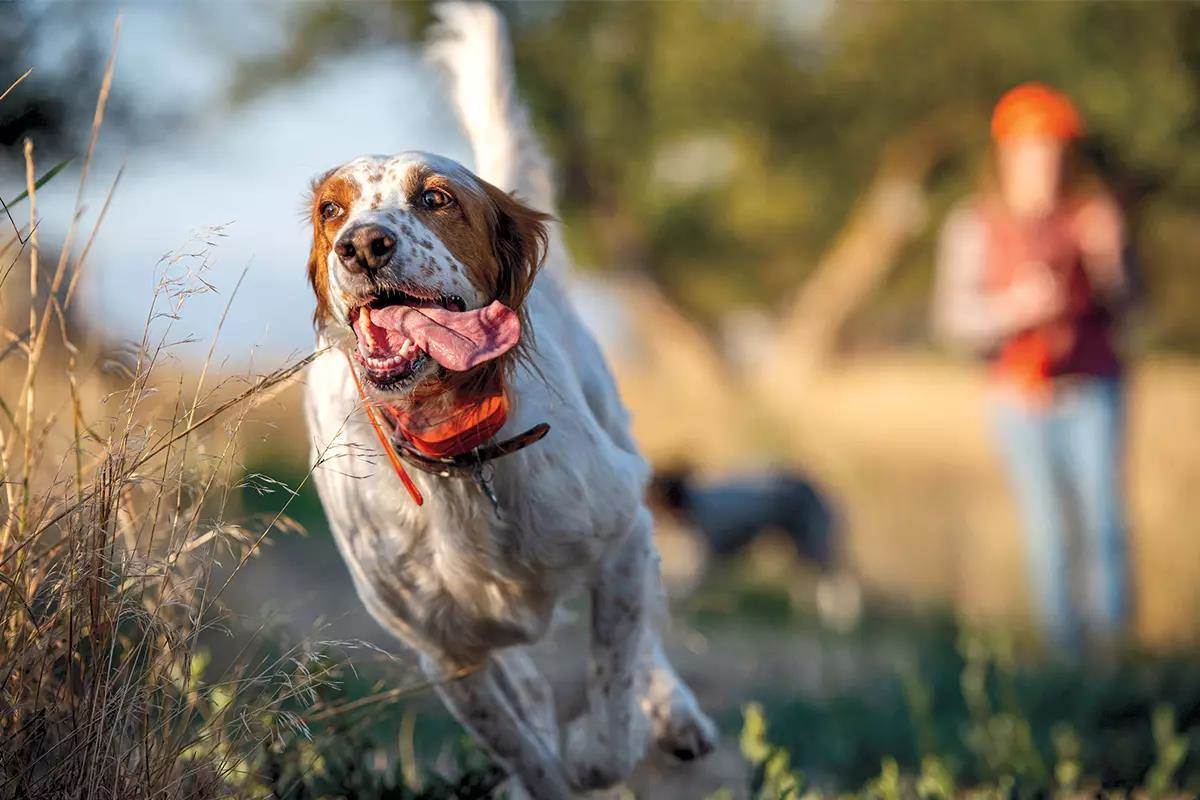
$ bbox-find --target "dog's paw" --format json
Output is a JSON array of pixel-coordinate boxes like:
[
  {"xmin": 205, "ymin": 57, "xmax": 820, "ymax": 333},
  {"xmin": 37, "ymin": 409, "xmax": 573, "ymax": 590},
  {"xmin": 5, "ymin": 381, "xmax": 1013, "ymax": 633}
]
[
  {"xmin": 563, "ymin": 715, "xmax": 641, "ymax": 792},
  {"xmin": 646, "ymin": 690, "xmax": 717, "ymax": 762}
]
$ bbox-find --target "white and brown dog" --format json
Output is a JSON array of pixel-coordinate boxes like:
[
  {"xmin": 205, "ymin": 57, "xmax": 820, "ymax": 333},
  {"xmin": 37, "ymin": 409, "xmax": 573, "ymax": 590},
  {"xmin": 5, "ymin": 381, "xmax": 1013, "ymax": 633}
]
[{"xmin": 302, "ymin": 5, "xmax": 715, "ymax": 797}]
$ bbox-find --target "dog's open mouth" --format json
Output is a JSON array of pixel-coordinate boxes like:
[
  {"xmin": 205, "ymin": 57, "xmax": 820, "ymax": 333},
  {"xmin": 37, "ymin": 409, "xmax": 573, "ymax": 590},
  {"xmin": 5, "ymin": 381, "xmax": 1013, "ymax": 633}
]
[{"xmin": 349, "ymin": 287, "xmax": 521, "ymax": 388}]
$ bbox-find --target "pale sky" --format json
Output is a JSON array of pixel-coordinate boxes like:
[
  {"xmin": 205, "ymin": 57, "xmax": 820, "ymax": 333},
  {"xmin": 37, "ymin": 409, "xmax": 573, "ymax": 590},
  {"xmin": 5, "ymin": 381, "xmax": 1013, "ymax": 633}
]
[{"xmin": 24, "ymin": 4, "xmax": 475, "ymax": 368}]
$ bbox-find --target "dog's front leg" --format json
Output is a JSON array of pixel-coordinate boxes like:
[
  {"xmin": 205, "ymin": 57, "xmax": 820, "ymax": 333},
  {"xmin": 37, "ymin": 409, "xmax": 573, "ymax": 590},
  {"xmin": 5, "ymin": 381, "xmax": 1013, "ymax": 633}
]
[
  {"xmin": 564, "ymin": 511, "xmax": 653, "ymax": 792},
  {"xmin": 422, "ymin": 654, "xmax": 570, "ymax": 800}
]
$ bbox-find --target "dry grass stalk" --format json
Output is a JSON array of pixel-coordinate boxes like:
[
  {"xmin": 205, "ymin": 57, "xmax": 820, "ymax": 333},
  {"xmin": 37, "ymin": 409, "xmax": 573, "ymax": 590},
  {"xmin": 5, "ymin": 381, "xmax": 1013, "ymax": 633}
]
[{"xmin": 0, "ymin": 30, "xmax": 342, "ymax": 800}]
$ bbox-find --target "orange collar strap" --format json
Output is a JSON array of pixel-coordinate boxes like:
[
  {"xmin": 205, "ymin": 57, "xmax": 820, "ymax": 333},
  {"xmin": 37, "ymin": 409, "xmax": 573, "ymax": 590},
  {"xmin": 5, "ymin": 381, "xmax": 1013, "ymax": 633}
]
[
  {"xmin": 345, "ymin": 353, "xmax": 425, "ymax": 506},
  {"xmin": 383, "ymin": 391, "xmax": 509, "ymax": 460},
  {"xmin": 343, "ymin": 352, "xmax": 535, "ymax": 509}
]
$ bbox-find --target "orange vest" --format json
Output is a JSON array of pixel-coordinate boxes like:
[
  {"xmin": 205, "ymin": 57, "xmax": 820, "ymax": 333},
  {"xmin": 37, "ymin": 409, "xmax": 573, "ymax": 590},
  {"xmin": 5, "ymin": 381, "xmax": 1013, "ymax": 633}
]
[{"xmin": 980, "ymin": 198, "xmax": 1121, "ymax": 397}]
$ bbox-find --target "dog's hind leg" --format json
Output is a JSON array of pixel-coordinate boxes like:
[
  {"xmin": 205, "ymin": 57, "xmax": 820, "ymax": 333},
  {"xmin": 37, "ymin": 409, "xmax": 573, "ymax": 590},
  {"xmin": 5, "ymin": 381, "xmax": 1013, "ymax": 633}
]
[
  {"xmin": 635, "ymin": 532, "xmax": 718, "ymax": 763},
  {"xmin": 630, "ymin": 526, "xmax": 718, "ymax": 763},
  {"xmin": 422, "ymin": 653, "xmax": 570, "ymax": 800},
  {"xmin": 640, "ymin": 635, "xmax": 717, "ymax": 762}
]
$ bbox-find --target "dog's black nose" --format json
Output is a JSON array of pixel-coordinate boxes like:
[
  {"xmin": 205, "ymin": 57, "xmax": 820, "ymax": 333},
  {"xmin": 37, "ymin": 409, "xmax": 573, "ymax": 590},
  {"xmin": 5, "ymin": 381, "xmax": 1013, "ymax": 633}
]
[{"xmin": 334, "ymin": 224, "xmax": 396, "ymax": 273}]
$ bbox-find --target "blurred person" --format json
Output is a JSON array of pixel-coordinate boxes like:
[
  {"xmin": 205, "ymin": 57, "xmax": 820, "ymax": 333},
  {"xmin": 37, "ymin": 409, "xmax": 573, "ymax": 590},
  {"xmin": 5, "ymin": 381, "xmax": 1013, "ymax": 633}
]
[{"xmin": 933, "ymin": 83, "xmax": 1134, "ymax": 651}]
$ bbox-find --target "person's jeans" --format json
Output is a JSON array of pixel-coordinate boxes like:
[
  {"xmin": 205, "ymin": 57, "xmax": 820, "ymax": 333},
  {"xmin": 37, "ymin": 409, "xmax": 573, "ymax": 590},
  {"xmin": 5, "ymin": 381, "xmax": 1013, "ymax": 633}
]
[{"xmin": 989, "ymin": 377, "xmax": 1130, "ymax": 650}]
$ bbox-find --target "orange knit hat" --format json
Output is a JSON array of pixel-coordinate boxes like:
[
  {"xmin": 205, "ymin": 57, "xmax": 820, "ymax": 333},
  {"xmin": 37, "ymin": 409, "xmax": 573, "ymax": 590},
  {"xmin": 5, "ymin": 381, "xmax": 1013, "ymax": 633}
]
[{"xmin": 991, "ymin": 82, "xmax": 1083, "ymax": 142}]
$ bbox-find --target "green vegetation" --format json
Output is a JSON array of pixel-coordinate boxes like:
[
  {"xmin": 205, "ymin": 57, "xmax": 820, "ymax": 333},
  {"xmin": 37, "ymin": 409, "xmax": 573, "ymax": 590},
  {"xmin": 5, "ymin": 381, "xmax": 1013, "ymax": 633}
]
[
  {"xmin": 5, "ymin": 3, "xmax": 1200, "ymax": 797},
  {"xmin": 223, "ymin": 561, "xmax": 1200, "ymax": 797},
  {"xmin": 739, "ymin": 621, "xmax": 1200, "ymax": 796},
  {"xmin": 673, "ymin": 571, "xmax": 1200, "ymax": 797}
]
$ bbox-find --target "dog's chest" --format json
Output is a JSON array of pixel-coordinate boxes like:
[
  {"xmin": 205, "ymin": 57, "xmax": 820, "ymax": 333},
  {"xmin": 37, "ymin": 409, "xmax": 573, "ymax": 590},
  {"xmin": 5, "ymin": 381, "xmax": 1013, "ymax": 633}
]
[
  {"xmin": 322, "ymin": 461, "xmax": 576, "ymax": 658},
  {"xmin": 304, "ymin": 347, "xmax": 634, "ymax": 658}
]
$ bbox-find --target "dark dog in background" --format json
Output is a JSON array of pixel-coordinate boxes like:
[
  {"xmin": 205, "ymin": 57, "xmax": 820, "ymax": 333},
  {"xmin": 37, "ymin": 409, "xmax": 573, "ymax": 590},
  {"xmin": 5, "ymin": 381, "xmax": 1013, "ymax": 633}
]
[
  {"xmin": 648, "ymin": 467, "xmax": 862, "ymax": 628},
  {"xmin": 651, "ymin": 469, "xmax": 836, "ymax": 568}
]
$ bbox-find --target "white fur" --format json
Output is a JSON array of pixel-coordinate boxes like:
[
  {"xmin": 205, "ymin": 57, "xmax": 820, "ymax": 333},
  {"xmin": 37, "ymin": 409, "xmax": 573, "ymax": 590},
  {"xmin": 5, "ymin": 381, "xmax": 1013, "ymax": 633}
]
[
  {"xmin": 304, "ymin": 5, "xmax": 714, "ymax": 797},
  {"xmin": 428, "ymin": 2, "xmax": 556, "ymax": 215},
  {"xmin": 428, "ymin": 2, "xmax": 574, "ymax": 283}
]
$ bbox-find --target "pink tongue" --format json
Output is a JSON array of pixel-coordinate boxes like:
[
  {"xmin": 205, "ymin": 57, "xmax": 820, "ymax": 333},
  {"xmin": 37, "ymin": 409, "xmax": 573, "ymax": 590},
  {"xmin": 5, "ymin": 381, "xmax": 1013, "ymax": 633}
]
[{"xmin": 368, "ymin": 300, "xmax": 520, "ymax": 372}]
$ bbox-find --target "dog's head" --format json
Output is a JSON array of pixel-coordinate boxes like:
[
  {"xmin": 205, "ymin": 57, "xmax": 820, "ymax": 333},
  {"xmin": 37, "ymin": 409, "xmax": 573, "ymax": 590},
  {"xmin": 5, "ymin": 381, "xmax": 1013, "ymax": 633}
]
[{"xmin": 306, "ymin": 152, "xmax": 549, "ymax": 401}]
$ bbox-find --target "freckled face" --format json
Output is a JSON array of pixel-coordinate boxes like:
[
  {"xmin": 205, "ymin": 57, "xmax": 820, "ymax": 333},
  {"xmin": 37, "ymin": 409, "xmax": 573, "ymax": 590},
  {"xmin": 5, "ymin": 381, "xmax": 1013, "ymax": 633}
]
[
  {"xmin": 309, "ymin": 153, "xmax": 491, "ymax": 327},
  {"xmin": 306, "ymin": 151, "xmax": 545, "ymax": 395}
]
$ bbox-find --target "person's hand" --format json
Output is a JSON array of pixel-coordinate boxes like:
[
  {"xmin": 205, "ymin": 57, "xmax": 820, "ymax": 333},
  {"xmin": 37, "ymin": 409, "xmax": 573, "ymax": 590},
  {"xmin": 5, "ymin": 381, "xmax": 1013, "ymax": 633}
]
[{"xmin": 998, "ymin": 261, "xmax": 1064, "ymax": 331}]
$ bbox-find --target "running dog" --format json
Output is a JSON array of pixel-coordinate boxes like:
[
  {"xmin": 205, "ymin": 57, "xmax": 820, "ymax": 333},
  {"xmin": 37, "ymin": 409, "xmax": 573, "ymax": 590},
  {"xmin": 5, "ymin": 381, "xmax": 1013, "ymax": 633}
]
[{"xmin": 303, "ymin": 5, "xmax": 715, "ymax": 797}]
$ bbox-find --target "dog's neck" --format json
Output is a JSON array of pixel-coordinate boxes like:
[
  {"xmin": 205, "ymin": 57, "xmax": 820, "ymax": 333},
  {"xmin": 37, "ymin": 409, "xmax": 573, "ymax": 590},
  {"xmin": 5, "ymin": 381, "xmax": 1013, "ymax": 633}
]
[
  {"xmin": 341, "ymin": 348, "xmax": 550, "ymax": 508},
  {"xmin": 382, "ymin": 381, "xmax": 510, "ymax": 459}
]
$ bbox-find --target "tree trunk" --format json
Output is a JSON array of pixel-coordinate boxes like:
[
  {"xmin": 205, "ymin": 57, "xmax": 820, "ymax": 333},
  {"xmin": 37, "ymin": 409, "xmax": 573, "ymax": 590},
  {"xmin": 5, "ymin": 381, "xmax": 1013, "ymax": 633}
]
[{"xmin": 761, "ymin": 112, "xmax": 974, "ymax": 395}]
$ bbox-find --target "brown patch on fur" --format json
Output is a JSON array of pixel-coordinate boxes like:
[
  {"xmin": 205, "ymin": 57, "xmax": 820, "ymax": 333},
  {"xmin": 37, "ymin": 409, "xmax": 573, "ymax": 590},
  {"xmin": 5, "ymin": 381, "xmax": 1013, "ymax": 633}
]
[
  {"xmin": 306, "ymin": 170, "xmax": 362, "ymax": 327},
  {"xmin": 407, "ymin": 169, "xmax": 551, "ymax": 403}
]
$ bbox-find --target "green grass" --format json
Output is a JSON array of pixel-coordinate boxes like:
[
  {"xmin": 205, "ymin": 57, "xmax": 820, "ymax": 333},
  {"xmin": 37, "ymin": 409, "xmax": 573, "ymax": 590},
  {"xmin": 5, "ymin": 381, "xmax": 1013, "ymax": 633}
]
[
  {"xmin": 229, "ymin": 456, "xmax": 1200, "ymax": 797},
  {"xmin": 683, "ymin": 572, "xmax": 1200, "ymax": 797}
]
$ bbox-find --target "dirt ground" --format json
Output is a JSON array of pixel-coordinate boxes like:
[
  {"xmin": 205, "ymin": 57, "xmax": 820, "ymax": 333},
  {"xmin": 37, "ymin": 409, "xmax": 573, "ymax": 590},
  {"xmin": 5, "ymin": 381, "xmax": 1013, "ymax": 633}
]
[{"xmin": 226, "ymin": 526, "xmax": 927, "ymax": 798}]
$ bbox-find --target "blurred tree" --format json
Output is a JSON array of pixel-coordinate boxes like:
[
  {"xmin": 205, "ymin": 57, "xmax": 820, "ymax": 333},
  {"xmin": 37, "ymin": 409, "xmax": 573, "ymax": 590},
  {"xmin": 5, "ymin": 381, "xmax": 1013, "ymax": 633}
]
[
  {"xmin": 0, "ymin": 2, "xmax": 120, "ymax": 163},
  {"xmin": 239, "ymin": 1, "xmax": 1200, "ymax": 353},
  {"xmin": 814, "ymin": 3, "xmax": 1200, "ymax": 352}
]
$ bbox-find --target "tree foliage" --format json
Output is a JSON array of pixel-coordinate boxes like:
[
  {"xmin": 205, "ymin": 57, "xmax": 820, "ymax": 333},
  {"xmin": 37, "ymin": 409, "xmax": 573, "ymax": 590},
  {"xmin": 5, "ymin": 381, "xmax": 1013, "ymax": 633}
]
[
  {"xmin": 197, "ymin": 2, "xmax": 1200, "ymax": 351},
  {"xmin": 0, "ymin": 2, "xmax": 119, "ymax": 160},
  {"xmin": 505, "ymin": 2, "xmax": 1200, "ymax": 349}
]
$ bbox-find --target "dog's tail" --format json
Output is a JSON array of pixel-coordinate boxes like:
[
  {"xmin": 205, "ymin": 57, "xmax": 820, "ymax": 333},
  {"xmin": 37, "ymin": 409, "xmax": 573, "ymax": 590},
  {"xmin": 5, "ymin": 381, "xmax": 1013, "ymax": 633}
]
[{"xmin": 429, "ymin": 3, "xmax": 555, "ymax": 215}]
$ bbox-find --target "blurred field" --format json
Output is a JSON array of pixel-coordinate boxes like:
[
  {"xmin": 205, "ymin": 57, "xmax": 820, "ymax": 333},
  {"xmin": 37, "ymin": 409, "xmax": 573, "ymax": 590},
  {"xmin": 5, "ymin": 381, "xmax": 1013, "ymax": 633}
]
[
  {"xmin": 237, "ymin": 276, "xmax": 1200, "ymax": 653},
  {"xmin": 6, "ymin": 181, "xmax": 1199, "ymax": 800},
  {"xmin": 581, "ymin": 278, "xmax": 1200, "ymax": 648}
]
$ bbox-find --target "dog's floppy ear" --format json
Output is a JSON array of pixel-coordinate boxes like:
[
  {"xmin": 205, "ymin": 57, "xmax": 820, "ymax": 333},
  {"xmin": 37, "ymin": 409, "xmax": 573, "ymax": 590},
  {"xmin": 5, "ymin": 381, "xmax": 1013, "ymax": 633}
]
[
  {"xmin": 307, "ymin": 230, "xmax": 333, "ymax": 329},
  {"xmin": 306, "ymin": 169, "xmax": 337, "ymax": 329},
  {"xmin": 482, "ymin": 182, "xmax": 551, "ymax": 312},
  {"xmin": 435, "ymin": 182, "xmax": 551, "ymax": 399}
]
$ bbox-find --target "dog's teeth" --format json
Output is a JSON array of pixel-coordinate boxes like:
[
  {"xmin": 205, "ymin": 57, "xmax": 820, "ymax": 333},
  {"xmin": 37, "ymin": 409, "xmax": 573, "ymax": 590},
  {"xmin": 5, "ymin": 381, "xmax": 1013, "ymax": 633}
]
[
  {"xmin": 358, "ymin": 317, "xmax": 375, "ymax": 349},
  {"xmin": 400, "ymin": 340, "xmax": 413, "ymax": 358}
]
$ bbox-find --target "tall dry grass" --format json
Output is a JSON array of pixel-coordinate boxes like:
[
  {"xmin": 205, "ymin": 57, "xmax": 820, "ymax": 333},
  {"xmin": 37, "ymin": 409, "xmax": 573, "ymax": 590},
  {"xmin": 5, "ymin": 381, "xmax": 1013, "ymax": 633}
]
[
  {"xmin": 0, "ymin": 41, "xmax": 343, "ymax": 799},
  {"xmin": 0, "ymin": 42, "xmax": 509, "ymax": 798}
]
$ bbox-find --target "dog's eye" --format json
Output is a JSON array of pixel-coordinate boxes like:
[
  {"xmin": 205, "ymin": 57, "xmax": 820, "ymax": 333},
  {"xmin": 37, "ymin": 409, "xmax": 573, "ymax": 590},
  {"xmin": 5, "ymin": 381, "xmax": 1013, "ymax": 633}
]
[
  {"xmin": 419, "ymin": 188, "xmax": 453, "ymax": 210},
  {"xmin": 319, "ymin": 201, "xmax": 343, "ymax": 221}
]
